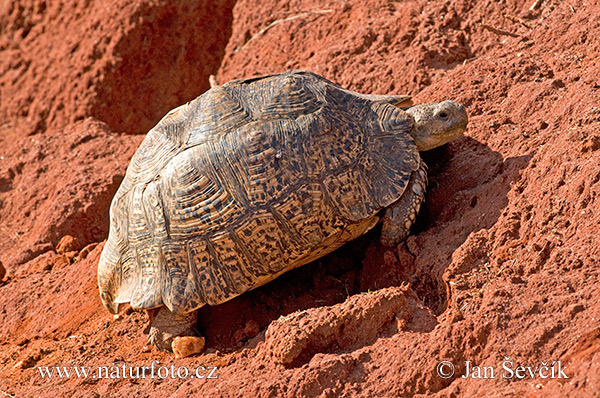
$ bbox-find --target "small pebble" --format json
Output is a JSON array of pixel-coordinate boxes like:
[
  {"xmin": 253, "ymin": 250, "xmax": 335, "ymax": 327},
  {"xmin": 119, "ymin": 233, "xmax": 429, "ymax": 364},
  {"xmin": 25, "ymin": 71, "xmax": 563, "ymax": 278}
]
[
  {"xmin": 172, "ymin": 336, "xmax": 205, "ymax": 358},
  {"xmin": 56, "ymin": 235, "xmax": 80, "ymax": 254}
]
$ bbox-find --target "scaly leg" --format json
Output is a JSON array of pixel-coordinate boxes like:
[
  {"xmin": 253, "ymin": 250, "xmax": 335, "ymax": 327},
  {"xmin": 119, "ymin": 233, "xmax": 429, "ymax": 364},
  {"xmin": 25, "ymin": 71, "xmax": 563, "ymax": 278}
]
[
  {"xmin": 147, "ymin": 307, "xmax": 203, "ymax": 357},
  {"xmin": 380, "ymin": 160, "xmax": 428, "ymax": 247}
]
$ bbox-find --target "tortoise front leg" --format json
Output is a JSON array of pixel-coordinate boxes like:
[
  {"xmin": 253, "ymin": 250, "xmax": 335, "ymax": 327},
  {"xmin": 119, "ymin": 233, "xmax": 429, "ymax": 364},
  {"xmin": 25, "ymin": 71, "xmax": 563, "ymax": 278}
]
[
  {"xmin": 147, "ymin": 307, "xmax": 204, "ymax": 358},
  {"xmin": 380, "ymin": 161, "xmax": 428, "ymax": 247}
]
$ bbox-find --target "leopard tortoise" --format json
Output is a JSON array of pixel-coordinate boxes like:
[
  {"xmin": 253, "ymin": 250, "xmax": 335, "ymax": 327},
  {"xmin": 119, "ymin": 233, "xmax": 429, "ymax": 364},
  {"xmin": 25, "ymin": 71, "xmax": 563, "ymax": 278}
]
[{"xmin": 98, "ymin": 70, "xmax": 468, "ymax": 356}]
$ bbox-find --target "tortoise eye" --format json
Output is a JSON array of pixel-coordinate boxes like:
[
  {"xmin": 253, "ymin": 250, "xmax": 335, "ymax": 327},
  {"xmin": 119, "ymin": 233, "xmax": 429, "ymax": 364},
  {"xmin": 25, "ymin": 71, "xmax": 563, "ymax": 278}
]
[{"xmin": 438, "ymin": 111, "xmax": 449, "ymax": 120}]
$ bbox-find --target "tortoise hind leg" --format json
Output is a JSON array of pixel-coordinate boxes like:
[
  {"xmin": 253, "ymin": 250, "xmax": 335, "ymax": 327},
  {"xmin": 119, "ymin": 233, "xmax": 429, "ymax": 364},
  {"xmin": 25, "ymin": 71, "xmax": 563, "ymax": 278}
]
[
  {"xmin": 380, "ymin": 160, "xmax": 428, "ymax": 247},
  {"xmin": 147, "ymin": 307, "xmax": 204, "ymax": 357}
]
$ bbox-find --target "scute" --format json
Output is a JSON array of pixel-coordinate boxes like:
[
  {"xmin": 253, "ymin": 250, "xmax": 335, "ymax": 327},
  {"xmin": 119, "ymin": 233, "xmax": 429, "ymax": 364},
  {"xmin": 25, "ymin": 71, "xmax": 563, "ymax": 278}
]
[{"xmin": 98, "ymin": 70, "xmax": 420, "ymax": 314}]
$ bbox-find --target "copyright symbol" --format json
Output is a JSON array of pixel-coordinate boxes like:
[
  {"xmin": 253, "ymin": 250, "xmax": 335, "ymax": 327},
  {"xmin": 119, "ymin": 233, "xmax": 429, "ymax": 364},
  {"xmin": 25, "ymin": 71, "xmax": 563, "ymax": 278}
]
[{"xmin": 437, "ymin": 361, "xmax": 455, "ymax": 379}]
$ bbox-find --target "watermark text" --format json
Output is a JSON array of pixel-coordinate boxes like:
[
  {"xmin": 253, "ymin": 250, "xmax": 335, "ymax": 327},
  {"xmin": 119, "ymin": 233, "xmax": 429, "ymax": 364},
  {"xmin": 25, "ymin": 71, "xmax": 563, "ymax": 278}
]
[
  {"xmin": 436, "ymin": 358, "xmax": 569, "ymax": 380},
  {"xmin": 37, "ymin": 361, "xmax": 218, "ymax": 380}
]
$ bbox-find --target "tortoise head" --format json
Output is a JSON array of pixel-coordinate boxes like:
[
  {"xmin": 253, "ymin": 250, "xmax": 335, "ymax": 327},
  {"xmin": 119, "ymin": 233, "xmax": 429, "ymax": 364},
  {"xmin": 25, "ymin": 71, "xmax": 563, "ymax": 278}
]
[{"xmin": 405, "ymin": 100, "xmax": 468, "ymax": 151}]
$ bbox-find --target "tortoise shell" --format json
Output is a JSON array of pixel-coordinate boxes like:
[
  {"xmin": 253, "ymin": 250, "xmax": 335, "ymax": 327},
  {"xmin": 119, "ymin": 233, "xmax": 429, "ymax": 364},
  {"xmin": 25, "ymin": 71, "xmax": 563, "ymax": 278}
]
[{"xmin": 98, "ymin": 70, "xmax": 419, "ymax": 314}]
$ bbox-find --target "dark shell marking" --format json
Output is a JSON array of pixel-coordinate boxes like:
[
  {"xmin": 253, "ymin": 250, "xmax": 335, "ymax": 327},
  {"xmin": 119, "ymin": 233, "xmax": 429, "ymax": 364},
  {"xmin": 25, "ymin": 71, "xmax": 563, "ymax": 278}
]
[{"xmin": 98, "ymin": 70, "xmax": 421, "ymax": 314}]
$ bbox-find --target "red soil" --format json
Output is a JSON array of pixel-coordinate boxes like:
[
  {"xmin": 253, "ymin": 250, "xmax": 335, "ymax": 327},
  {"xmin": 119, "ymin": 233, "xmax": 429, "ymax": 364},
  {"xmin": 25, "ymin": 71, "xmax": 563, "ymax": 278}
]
[{"xmin": 1, "ymin": 0, "xmax": 599, "ymax": 396}]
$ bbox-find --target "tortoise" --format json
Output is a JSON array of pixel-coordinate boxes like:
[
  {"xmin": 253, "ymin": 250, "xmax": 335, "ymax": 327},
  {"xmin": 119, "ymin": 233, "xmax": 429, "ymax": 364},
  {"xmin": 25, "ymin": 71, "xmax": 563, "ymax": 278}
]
[{"xmin": 98, "ymin": 70, "xmax": 468, "ymax": 356}]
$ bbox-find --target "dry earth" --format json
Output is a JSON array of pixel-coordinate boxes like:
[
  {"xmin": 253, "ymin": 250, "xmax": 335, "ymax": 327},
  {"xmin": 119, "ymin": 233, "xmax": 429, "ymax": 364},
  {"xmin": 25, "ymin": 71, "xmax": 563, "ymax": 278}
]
[{"xmin": 0, "ymin": 0, "xmax": 599, "ymax": 397}]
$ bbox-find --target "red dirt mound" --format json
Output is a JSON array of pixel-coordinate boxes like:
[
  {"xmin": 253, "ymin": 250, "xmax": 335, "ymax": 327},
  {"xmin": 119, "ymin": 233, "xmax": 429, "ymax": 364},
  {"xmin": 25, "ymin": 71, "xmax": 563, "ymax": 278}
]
[
  {"xmin": 0, "ymin": 0, "xmax": 234, "ymax": 269},
  {"xmin": 1, "ymin": 0, "xmax": 599, "ymax": 397}
]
